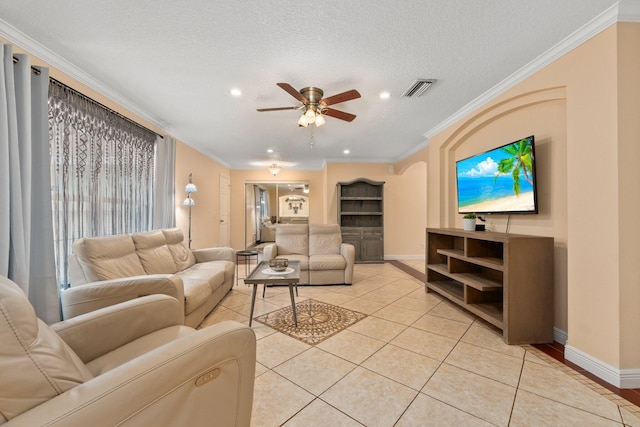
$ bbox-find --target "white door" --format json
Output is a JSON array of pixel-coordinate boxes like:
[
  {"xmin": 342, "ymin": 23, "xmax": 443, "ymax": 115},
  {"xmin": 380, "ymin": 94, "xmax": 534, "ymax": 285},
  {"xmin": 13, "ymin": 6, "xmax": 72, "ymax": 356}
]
[{"xmin": 219, "ymin": 174, "xmax": 231, "ymax": 247}]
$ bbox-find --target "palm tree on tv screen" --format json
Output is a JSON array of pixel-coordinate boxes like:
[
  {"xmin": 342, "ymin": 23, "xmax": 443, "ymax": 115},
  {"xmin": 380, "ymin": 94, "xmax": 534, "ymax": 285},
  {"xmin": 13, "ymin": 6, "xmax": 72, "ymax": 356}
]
[{"xmin": 494, "ymin": 139, "xmax": 533, "ymax": 196}]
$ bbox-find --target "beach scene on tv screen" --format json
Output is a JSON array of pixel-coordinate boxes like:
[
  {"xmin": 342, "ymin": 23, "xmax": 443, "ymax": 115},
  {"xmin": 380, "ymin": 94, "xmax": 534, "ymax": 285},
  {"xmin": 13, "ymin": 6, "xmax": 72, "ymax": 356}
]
[{"xmin": 457, "ymin": 138, "xmax": 536, "ymax": 213}]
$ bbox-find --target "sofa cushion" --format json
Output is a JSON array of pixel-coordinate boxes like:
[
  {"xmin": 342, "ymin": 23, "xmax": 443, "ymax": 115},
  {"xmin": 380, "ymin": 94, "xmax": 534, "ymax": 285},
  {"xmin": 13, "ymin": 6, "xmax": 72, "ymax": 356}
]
[
  {"xmin": 162, "ymin": 228, "xmax": 196, "ymax": 271},
  {"xmin": 309, "ymin": 254, "xmax": 347, "ymax": 271},
  {"xmin": 175, "ymin": 262, "xmax": 228, "ymax": 315},
  {"xmin": 132, "ymin": 230, "xmax": 178, "ymax": 275},
  {"xmin": 276, "ymin": 254, "xmax": 309, "ymax": 271},
  {"xmin": 309, "ymin": 224, "xmax": 342, "ymax": 256},
  {"xmin": 72, "ymin": 234, "xmax": 146, "ymax": 282},
  {"xmin": 175, "ymin": 274, "xmax": 213, "ymax": 315},
  {"xmin": 0, "ymin": 276, "xmax": 93, "ymax": 421},
  {"xmin": 275, "ymin": 224, "xmax": 309, "ymax": 256}
]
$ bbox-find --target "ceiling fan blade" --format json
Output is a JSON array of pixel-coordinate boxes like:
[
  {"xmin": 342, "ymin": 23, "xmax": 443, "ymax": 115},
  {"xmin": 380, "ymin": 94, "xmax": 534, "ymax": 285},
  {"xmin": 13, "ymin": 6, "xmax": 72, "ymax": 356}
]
[
  {"xmin": 320, "ymin": 89, "xmax": 361, "ymax": 107},
  {"xmin": 257, "ymin": 107, "xmax": 298, "ymax": 112},
  {"xmin": 277, "ymin": 83, "xmax": 308, "ymax": 104},
  {"xmin": 323, "ymin": 108, "xmax": 357, "ymax": 122}
]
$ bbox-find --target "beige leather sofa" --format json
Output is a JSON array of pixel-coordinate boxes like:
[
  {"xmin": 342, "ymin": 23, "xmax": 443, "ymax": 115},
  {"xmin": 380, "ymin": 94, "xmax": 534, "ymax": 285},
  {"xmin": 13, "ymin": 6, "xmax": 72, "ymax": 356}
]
[
  {"xmin": 64, "ymin": 228, "xmax": 235, "ymax": 328},
  {"xmin": 263, "ymin": 224, "xmax": 355, "ymax": 285},
  {"xmin": 0, "ymin": 275, "xmax": 256, "ymax": 426}
]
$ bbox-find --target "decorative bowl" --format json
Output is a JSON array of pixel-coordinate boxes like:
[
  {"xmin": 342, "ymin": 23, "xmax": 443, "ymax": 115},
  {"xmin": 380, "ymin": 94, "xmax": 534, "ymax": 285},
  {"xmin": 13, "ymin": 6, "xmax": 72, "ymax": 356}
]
[{"xmin": 269, "ymin": 259, "xmax": 288, "ymax": 272}]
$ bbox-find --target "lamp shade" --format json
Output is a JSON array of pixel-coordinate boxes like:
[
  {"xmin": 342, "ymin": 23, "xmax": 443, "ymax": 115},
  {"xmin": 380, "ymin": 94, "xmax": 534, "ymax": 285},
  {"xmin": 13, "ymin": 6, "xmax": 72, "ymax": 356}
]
[
  {"xmin": 183, "ymin": 197, "xmax": 195, "ymax": 206},
  {"xmin": 185, "ymin": 173, "xmax": 197, "ymax": 193},
  {"xmin": 298, "ymin": 114, "xmax": 309, "ymax": 127},
  {"xmin": 305, "ymin": 108, "xmax": 316, "ymax": 121},
  {"xmin": 315, "ymin": 114, "xmax": 326, "ymax": 127}
]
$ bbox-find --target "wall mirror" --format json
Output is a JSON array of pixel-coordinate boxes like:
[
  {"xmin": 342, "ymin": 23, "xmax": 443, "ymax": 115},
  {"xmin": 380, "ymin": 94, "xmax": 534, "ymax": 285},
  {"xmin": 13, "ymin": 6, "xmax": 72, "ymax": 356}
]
[{"xmin": 244, "ymin": 181, "xmax": 309, "ymax": 247}]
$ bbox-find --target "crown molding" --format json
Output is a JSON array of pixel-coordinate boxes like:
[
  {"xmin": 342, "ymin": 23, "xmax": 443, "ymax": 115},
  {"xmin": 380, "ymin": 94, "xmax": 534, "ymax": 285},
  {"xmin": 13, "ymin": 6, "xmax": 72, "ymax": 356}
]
[
  {"xmin": 0, "ymin": 18, "xmax": 169, "ymax": 131},
  {"xmin": 619, "ymin": 0, "xmax": 640, "ymax": 21},
  {"xmin": 419, "ymin": 1, "xmax": 634, "ymax": 146}
]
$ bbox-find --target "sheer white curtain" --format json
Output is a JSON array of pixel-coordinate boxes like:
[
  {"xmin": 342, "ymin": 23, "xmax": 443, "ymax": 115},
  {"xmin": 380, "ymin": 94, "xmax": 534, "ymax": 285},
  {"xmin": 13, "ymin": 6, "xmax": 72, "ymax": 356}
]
[
  {"xmin": 153, "ymin": 134, "xmax": 176, "ymax": 229},
  {"xmin": 49, "ymin": 80, "xmax": 156, "ymax": 288},
  {"xmin": 0, "ymin": 44, "xmax": 59, "ymax": 323}
]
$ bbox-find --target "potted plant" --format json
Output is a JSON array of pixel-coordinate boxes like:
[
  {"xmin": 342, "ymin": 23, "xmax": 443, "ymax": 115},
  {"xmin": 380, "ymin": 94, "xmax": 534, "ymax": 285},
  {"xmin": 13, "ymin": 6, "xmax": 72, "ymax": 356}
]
[{"xmin": 463, "ymin": 213, "xmax": 477, "ymax": 231}]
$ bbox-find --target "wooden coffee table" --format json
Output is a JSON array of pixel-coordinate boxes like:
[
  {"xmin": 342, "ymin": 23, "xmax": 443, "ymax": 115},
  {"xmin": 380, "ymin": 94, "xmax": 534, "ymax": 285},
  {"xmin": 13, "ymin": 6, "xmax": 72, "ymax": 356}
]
[{"xmin": 244, "ymin": 261, "xmax": 300, "ymax": 327}]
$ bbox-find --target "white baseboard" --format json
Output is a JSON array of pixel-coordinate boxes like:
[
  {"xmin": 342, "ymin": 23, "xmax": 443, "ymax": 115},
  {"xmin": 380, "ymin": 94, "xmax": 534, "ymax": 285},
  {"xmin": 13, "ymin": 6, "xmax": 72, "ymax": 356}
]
[
  {"xmin": 553, "ymin": 327, "xmax": 568, "ymax": 345},
  {"xmin": 565, "ymin": 345, "xmax": 640, "ymax": 389},
  {"xmin": 384, "ymin": 255, "xmax": 425, "ymax": 261}
]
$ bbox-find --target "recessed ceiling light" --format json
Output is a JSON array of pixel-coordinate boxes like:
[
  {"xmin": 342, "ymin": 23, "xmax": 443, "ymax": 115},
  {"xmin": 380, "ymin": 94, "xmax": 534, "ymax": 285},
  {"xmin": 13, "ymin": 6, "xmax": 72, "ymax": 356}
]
[
  {"xmin": 230, "ymin": 88, "xmax": 242, "ymax": 97},
  {"xmin": 267, "ymin": 148, "xmax": 274, "ymax": 153},
  {"xmin": 379, "ymin": 92, "xmax": 390, "ymax": 100},
  {"xmin": 343, "ymin": 149, "xmax": 350, "ymax": 155}
]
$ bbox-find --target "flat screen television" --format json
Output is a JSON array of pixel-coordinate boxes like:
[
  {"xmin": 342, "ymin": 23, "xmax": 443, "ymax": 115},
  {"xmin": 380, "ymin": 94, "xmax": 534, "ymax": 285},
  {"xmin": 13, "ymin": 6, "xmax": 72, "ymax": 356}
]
[{"xmin": 456, "ymin": 135, "xmax": 538, "ymax": 215}]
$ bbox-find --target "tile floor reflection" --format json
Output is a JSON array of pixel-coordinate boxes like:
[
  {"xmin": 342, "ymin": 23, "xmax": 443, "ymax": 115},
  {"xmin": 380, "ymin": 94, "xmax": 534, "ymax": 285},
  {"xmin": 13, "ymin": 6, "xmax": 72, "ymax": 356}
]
[{"xmin": 201, "ymin": 262, "xmax": 640, "ymax": 427}]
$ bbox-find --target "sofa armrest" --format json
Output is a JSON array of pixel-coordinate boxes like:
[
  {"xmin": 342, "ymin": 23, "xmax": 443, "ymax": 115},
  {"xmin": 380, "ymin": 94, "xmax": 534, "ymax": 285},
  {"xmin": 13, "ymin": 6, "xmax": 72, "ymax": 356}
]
[
  {"xmin": 60, "ymin": 274, "xmax": 185, "ymax": 321},
  {"xmin": 263, "ymin": 243, "xmax": 277, "ymax": 261},
  {"xmin": 52, "ymin": 294, "xmax": 183, "ymax": 364},
  {"xmin": 341, "ymin": 243, "xmax": 356, "ymax": 284},
  {"xmin": 192, "ymin": 246, "xmax": 235, "ymax": 263},
  {"xmin": 5, "ymin": 321, "xmax": 256, "ymax": 427}
]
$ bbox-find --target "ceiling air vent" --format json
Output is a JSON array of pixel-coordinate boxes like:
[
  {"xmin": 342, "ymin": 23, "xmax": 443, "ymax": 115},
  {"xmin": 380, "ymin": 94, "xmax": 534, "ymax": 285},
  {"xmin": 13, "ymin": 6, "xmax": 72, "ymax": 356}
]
[{"xmin": 402, "ymin": 79, "xmax": 436, "ymax": 97}]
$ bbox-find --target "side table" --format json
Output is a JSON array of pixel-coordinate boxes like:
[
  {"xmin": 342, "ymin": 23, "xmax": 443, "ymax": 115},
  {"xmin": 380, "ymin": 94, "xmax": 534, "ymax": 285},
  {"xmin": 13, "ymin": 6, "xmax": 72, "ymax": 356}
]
[{"xmin": 236, "ymin": 250, "xmax": 258, "ymax": 285}]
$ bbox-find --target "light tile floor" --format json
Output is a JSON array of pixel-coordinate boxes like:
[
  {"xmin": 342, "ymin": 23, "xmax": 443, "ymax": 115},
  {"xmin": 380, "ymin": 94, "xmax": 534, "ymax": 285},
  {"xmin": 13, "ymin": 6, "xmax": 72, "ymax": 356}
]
[{"xmin": 201, "ymin": 262, "xmax": 640, "ymax": 427}]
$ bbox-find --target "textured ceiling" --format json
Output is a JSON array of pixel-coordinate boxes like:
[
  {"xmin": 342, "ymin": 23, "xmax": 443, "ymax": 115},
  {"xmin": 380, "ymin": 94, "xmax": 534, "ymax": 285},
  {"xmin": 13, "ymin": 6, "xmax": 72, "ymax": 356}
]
[{"xmin": 0, "ymin": 0, "xmax": 621, "ymax": 170}]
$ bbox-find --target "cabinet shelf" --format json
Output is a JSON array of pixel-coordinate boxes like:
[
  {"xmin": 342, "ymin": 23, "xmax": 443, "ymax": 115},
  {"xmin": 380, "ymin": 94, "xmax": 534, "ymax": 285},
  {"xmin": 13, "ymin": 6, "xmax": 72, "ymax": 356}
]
[
  {"xmin": 436, "ymin": 248, "xmax": 504, "ymax": 271},
  {"xmin": 340, "ymin": 197, "xmax": 383, "ymax": 201},
  {"xmin": 341, "ymin": 212, "xmax": 383, "ymax": 216},
  {"xmin": 427, "ymin": 263, "xmax": 503, "ymax": 291},
  {"xmin": 425, "ymin": 280, "xmax": 504, "ymax": 329},
  {"xmin": 426, "ymin": 228, "xmax": 554, "ymax": 344}
]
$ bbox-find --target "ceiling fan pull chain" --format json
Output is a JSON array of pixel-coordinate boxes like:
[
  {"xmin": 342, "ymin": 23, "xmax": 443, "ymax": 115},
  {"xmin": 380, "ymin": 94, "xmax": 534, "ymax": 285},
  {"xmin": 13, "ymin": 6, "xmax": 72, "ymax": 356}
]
[{"xmin": 309, "ymin": 126, "xmax": 315, "ymax": 149}]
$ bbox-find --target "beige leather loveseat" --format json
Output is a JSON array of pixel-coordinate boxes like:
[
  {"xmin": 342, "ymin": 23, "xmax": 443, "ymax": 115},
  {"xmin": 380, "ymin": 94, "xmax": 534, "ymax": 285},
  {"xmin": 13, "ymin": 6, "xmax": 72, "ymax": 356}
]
[
  {"xmin": 64, "ymin": 228, "xmax": 235, "ymax": 327},
  {"xmin": 0, "ymin": 275, "xmax": 256, "ymax": 426},
  {"xmin": 263, "ymin": 224, "xmax": 355, "ymax": 285}
]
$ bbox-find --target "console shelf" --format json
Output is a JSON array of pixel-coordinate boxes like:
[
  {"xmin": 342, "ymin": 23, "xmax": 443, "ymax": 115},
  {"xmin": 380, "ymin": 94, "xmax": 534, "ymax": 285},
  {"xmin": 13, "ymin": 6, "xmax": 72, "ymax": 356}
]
[{"xmin": 426, "ymin": 228, "xmax": 554, "ymax": 344}]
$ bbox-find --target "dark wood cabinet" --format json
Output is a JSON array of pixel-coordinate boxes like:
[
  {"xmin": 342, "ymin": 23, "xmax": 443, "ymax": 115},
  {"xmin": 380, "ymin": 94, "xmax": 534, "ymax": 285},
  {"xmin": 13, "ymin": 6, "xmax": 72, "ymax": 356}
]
[{"xmin": 337, "ymin": 178, "xmax": 385, "ymax": 263}]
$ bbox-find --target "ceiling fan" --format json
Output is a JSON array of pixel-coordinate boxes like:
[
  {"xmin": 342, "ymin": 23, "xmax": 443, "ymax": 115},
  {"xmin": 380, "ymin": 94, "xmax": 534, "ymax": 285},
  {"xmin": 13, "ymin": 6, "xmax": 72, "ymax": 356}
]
[{"xmin": 257, "ymin": 83, "xmax": 361, "ymax": 127}]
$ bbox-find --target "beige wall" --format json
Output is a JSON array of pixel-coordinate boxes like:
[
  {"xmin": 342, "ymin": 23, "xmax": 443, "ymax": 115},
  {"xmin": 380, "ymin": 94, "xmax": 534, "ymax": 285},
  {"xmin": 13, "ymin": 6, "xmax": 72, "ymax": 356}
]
[
  {"xmin": 617, "ymin": 23, "xmax": 640, "ymax": 368},
  {"xmin": 411, "ymin": 22, "xmax": 640, "ymax": 374},
  {"xmin": 175, "ymin": 141, "xmax": 230, "ymax": 249}
]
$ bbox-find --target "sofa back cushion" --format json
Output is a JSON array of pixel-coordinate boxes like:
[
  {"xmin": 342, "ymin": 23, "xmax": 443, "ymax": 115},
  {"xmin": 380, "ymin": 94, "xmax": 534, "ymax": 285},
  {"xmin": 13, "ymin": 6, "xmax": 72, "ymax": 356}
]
[
  {"xmin": 0, "ymin": 276, "xmax": 93, "ymax": 421},
  {"xmin": 276, "ymin": 224, "xmax": 309, "ymax": 256},
  {"xmin": 132, "ymin": 230, "xmax": 178, "ymax": 274},
  {"xmin": 72, "ymin": 234, "xmax": 146, "ymax": 282},
  {"xmin": 309, "ymin": 224, "xmax": 342, "ymax": 256},
  {"xmin": 162, "ymin": 228, "xmax": 196, "ymax": 271}
]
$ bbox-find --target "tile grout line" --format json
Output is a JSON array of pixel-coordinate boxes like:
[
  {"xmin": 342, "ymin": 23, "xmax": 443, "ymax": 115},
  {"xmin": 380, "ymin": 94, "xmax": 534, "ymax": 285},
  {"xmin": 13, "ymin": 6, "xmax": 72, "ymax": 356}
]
[{"xmin": 396, "ymin": 260, "xmax": 640, "ymax": 419}]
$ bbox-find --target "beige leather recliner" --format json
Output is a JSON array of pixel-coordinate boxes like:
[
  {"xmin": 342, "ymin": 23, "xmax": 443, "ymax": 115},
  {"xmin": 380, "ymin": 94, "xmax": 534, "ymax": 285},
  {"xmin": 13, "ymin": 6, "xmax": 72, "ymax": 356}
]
[
  {"xmin": 0, "ymin": 275, "xmax": 256, "ymax": 426},
  {"xmin": 263, "ymin": 224, "xmax": 355, "ymax": 285}
]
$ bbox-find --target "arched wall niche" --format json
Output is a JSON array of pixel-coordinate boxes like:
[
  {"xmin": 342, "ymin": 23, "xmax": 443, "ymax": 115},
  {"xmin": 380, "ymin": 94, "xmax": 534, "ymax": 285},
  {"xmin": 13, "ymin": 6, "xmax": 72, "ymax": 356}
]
[{"xmin": 436, "ymin": 86, "xmax": 567, "ymax": 228}]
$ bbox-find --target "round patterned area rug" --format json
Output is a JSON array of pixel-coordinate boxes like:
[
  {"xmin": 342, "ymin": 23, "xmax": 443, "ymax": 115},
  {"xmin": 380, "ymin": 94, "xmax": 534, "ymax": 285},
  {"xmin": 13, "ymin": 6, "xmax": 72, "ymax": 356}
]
[{"xmin": 254, "ymin": 299, "xmax": 367, "ymax": 345}]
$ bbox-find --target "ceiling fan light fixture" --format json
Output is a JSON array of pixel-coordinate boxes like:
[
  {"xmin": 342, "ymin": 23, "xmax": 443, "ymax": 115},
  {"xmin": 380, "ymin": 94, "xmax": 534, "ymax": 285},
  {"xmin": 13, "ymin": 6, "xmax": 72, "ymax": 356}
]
[
  {"xmin": 304, "ymin": 107, "xmax": 316, "ymax": 121},
  {"xmin": 298, "ymin": 114, "xmax": 309, "ymax": 127},
  {"xmin": 315, "ymin": 113, "xmax": 325, "ymax": 127}
]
